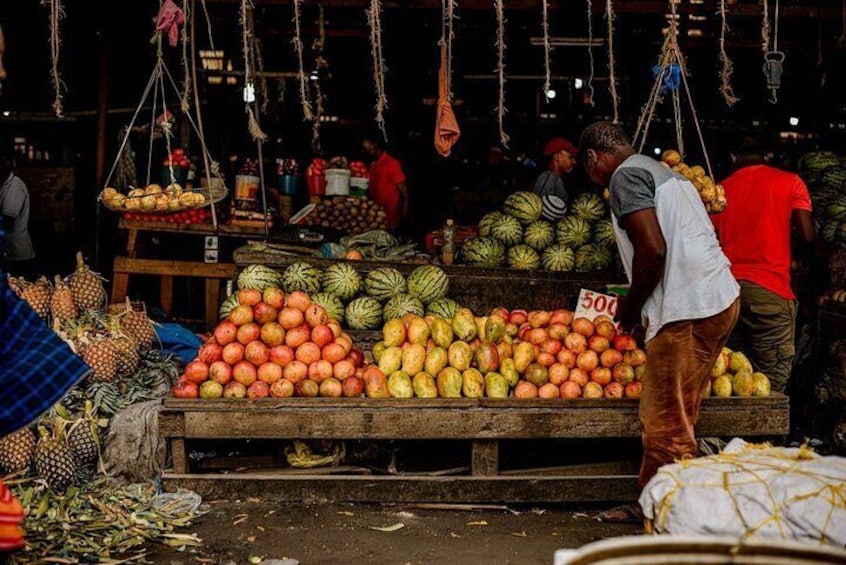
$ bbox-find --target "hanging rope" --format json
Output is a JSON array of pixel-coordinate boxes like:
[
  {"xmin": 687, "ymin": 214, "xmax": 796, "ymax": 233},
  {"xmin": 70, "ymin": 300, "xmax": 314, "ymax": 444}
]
[
  {"xmin": 180, "ymin": 0, "xmax": 191, "ymax": 112},
  {"xmin": 254, "ymin": 36, "xmax": 270, "ymax": 115},
  {"xmin": 718, "ymin": 0, "xmax": 738, "ymax": 106},
  {"xmin": 495, "ymin": 0, "xmax": 509, "ymax": 147},
  {"xmin": 240, "ymin": 0, "xmax": 267, "ymax": 141},
  {"xmin": 45, "ymin": 0, "xmax": 65, "ymax": 117},
  {"xmin": 367, "ymin": 0, "xmax": 389, "ymax": 138},
  {"xmin": 445, "ymin": 0, "xmax": 457, "ymax": 99},
  {"xmin": 761, "ymin": 0, "xmax": 770, "ymax": 54},
  {"xmin": 762, "ymin": 0, "xmax": 783, "ymax": 104},
  {"xmin": 292, "ymin": 0, "xmax": 313, "ymax": 121},
  {"xmin": 541, "ymin": 0, "xmax": 551, "ymax": 99},
  {"xmin": 199, "ymin": 0, "xmax": 217, "ymax": 51},
  {"xmin": 311, "ymin": 4, "xmax": 327, "ymax": 151},
  {"xmin": 586, "ymin": 0, "xmax": 595, "ymax": 105},
  {"xmin": 605, "ymin": 0, "xmax": 619, "ymax": 123},
  {"xmin": 840, "ymin": 0, "xmax": 845, "ymax": 46}
]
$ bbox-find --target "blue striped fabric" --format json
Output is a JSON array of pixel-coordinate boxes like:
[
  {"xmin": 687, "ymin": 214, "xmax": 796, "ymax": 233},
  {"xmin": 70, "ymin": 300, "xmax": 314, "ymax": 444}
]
[{"xmin": 0, "ymin": 270, "xmax": 89, "ymax": 437}]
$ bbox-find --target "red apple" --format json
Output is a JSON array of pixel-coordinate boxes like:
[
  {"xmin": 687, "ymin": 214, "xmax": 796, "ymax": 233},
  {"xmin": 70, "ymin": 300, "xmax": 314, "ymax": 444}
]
[
  {"xmin": 590, "ymin": 367, "xmax": 612, "ymax": 386},
  {"xmin": 232, "ymin": 361, "xmax": 257, "ymax": 386},
  {"xmin": 260, "ymin": 322, "xmax": 286, "ymax": 347},
  {"xmin": 560, "ymin": 380, "xmax": 582, "ymax": 398},
  {"xmin": 600, "ymin": 348, "xmax": 624, "ymax": 368},
  {"xmin": 612, "ymin": 334, "xmax": 638, "ymax": 352},
  {"xmin": 568, "ymin": 367, "xmax": 589, "ymax": 387},
  {"xmin": 576, "ymin": 350, "xmax": 600, "ymax": 372},
  {"xmin": 624, "ymin": 381, "xmax": 642, "ymax": 399},
  {"xmin": 270, "ymin": 378, "xmax": 294, "ymax": 398},
  {"xmin": 604, "ymin": 382, "xmax": 624, "ymax": 399},
  {"xmin": 247, "ymin": 381, "xmax": 270, "ymax": 399},
  {"xmin": 198, "ymin": 341, "xmax": 222, "ymax": 364},
  {"xmin": 342, "ymin": 376, "xmax": 365, "ymax": 397},
  {"xmin": 172, "ymin": 381, "xmax": 199, "ymax": 398},
  {"xmin": 612, "ymin": 363, "xmax": 635, "ymax": 385},
  {"xmin": 564, "ymin": 333, "xmax": 588, "ymax": 354},
  {"xmin": 528, "ymin": 310, "xmax": 552, "ymax": 329},
  {"xmin": 550, "ymin": 309, "xmax": 574, "ymax": 326},
  {"xmin": 209, "ymin": 361, "xmax": 233, "ymax": 385},
  {"xmin": 572, "ymin": 317, "xmax": 595, "ymax": 337},
  {"xmin": 237, "ymin": 288, "xmax": 262, "ymax": 306},
  {"xmin": 548, "ymin": 323, "xmax": 569, "ymax": 341},
  {"xmin": 595, "ymin": 321, "xmax": 617, "ymax": 341},
  {"xmin": 540, "ymin": 339, "xmax": 563, "ymax": 356},
  {"xmin": 583, "ymin": 382, "xmax": 604, "ymax": 399},
  {"xmin": 549, "ymin": 363, "xmax": 570, "ymax": 386},
  {"xmin": 257, "ymin": 362, "xmax": 283, "ymax": 384},
  {"xmin": 269, "ymin": 345, "xmax": 295, "ymax": 367},
  {"xmin": 236, "ymin": 323, "xmax": 261, "ymax": 345},
  {"xmin": 214, "ymin": 321, "xmax": 238, "ymax": 346},
  {"xmin": 254, "ymin": 302, "xmax": 279, "ymax": 325},
  {"xmin": 588, "ymin": 335, "xmax": 611, "ymax": 353},
  {"xmin": 509, "ymin": 309, "xmax": 528, "ymax": 325},
  {"xmin": 244, "ymin": 341, "xmax": 270, "ymax": 366},
  {"xmin": 623, "ymin": 349, "xmax": 647, "ymax": 367},
  {"xmin": 184, "ymin": 360, "xmax": 209, "ymax": 384},
  {"xmin": 556, "ymin": 349, "xmax": 577, "ymax": 369},
  {"xmin": 263, "ymin": 287, "xmax": 285, "ymax": 310},
  {"xmin": 311, "ymin": 324, "xmax": 335, "ymax": 348},
  {"xmin": 222, "ymin": 342, "xmax": 245, "ymax": 365},
  {"xmin": 223, "ymin": 381, "xmax": 247, "ymax": 399}
]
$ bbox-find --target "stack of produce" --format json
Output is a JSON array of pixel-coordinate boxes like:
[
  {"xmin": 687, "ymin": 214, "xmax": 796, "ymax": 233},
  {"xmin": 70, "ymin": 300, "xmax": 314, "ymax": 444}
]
[
  {"xmin": 798, "ymin": 151, "xmax": 846, "ymax": 246},
  {"xmin": 276, "ymin": 157, "xmax": 300, "ymax": 177},
  {"xmin": 349, "ymin": 160, "xmax": 370, "ymax": 180},
  {"xmin": 228, "ymin": 263, "xmax": 454, "ymax": 331},
  {"xmin": 707, "ymin": 348, "xmax": 772, "ymax": 397},
  {"xmin": 162, "ymin": 146, "xmax": 191, "ymax": 171},
  {"xmin": 303, "ymin": 196, "xmax": 388, "ymax": 234},
  {"xmin": 177, "ymin": 285, "xmax": 367, "ymax": 400},
  {"xmin": 660, "ymin": 150, "xmax": 727, "ymax": 214},
  {"xmin": 462, "ymin": 191, "xmax": 618, "ymax": 273},
  {"xmin": 101, "ymin": 183, "xmax": 207, "ymax": 213},
  {"xmin": 123, "ymin": 207, "xmax": 212, "ymax": 224},
  {"xmin": 365, "ymin": 308, "xmax": 645, "ymax": 399}
]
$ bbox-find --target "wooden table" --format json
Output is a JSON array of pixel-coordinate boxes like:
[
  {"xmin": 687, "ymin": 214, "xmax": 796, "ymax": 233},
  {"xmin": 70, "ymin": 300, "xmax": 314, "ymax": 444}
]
[
  {"xmin": 112, "ymin": 220, "xmax": 266, "ymax": 327},
  {"xmin": 160, "ymin": 395, "xmax": 789, "ymax": 503}
]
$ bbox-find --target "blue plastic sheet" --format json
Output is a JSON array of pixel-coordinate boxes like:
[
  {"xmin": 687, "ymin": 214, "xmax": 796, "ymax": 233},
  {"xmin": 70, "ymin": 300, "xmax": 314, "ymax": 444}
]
[
  {"xmin": 652, "ymin": 63, "xmax": 681, "ymax": 95},
  {"xmin": 155, "ymin": 323, "xmax": 203, "ymax": 365}
]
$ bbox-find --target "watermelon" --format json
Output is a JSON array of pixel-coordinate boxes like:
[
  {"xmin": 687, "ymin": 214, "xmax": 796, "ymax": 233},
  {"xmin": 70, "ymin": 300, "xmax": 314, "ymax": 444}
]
[
  {"xmin": 426, "ymin": 298, "xmax": 459, "ymax": 319},
  {"xmin": 801, "ymin": 151, "xmax": 841, "ymax": 172},
  {"xmin": 322, "ymin": 262, "xmax": 362, "ymax": 301},
  {"xmin": 345, "ymin": 296, "xmax": 383, "ymax": 330},
  {"xmin": 575, "ymin": 243, "xmax": 612, "ymax": 272},
  {"xmin": 461, "ymin": 237, "xmax": 506, "ymax": 267},
  {"xmin": 503, "ymin": 191, "xmax": 543, "ymax": 225},
  {"xmin": 523, "ymin": 220, "xmax": 555, "ymax": 251},
  {"xmin": 219, "ymin": 293, "xmax": 239, "ymax": 319},
  {"xmin": 490, "ymin": 215, "xmax": 524, "ymax": 246},
  {"xmin": 383, "ymin": 294, "xmax": 425, "ymax": 321},
  {"xmin": 556, "ymin": 216, "xmax": 592, "ymax": 248},
  {"xmin": 571, "ymin": 193, "xmax": 607, "ymax": 222},
  {"xmin": 311, "ymin": 292, "xmax": 346, "ymax": 323},
  {"xmin": 822, "ymin": 167, "xmax": 846, "ymax": 190},
  {"xmin": 593, "ymin": 219, "xmax": 616, "ymax": 248},
  {"xmin": 478, "ymin": 211, "xmax": 504, "ymax": 237},
  {"xmin": 507, "ymin": 244, "xmax": 541, "ymax": 270},
  {"xmin": 826, "ymin": 196, "xmax": 846, "ymax": 221},
  {"xmin": 407, "ymin": 265, "xmax": 449, "ymax": 304},
  {"xmin": 364, "ymin": 267, "xmax": 407, "ymax": 302},
  {"xmin": 541, "ymin": 244, "xmax": 575, "ymax": 272},
  {"xmin": 822, "ymin": 221, "xmax": 838, "ymax": 243},
  {"xmin": 237, "ymin": 264, "xmax": 284, "ymax": 291},
  {"xmin": 281, "ymin": 262, "xmax": 322, "ymax": 294}
]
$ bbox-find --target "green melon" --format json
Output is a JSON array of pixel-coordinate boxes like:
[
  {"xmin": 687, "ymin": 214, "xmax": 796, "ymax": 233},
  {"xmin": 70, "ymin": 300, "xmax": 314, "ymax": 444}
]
[
  {"xmin": 237, "ymin": 264, "xmax": 284, "ymax": 291},
  {"xmin": 478, "ymin": 211, "xmax": 504, "ymax": 237},
  {"xmin": 822, "ymin": 221, "xmax": 838, "ymax": 243},
  {"xmin": 490, "ymin": 215, "xmax": 524, "ymax": 246},
  {"xmin": 556, "ymin": 216, "xmax": 592, "ymax": 248},
  {"xmin": 281, "ymin": 262, "xmax": 322, "ymax": 294},
  {"xmin": 571, "ymin": 193, "xmax": 607, "ymax": 222},
  {"xmin": 383, "ymin": 294, "xmax": 425, "ymax": 321},
  {"xmin": 507, "ymin": 244, "xmax": 541, "ymax": 270},
  {"xmin": 407, "ymin": 265, "xmax": 449, "ymax": 305},
  {"xmin": 426, "ymin": 298, "xmax": 459, "ymax": 320},
  {"xmin": 345, "ymin": 296, "xmax": 383, "ymax": 330},
  {"xmin": 311, "ymin": 292, "xmax": 346, "ymax": 323},
  {"xmin": 364, "ymin": 267, "xmax": 407, "ymax": 302},
  {"xmin": 503, "ymin": 191, "xmax": 543, "ymax": 225},
  {"xmin": 822, "ymin": 167, "xmax": 846, "ymax": 190},
  {"xmin": 541, "ymin": 244, "xmax": 575, "ymax": 272},
  {"xmin": 523, "ymin": 220, "xmax": 555, "ymax": 251},
  {"xmin": 321, "ymin": 262, "xmax": 362, "ymax": 301},
  {"xmin": 461, "ymin": 237, "xmax": 506, "ymax": 267},
  {"xmin": 593, "ymin": 219, "xmax": 617, "ymax": 248},
  {"xmin": 575, "ymin": 243, "xmax": 612, "ymax": 272},
  {"xmin": 801, "ymin": 151, "xmax": 841, "ymax": 172},
  {"xmin": 826, "ymin": 196, "xmax": 846, "ymax": 221},
  {"xmin": 218, "ymin": 293, "xmax": 239, "ymax": 320}
]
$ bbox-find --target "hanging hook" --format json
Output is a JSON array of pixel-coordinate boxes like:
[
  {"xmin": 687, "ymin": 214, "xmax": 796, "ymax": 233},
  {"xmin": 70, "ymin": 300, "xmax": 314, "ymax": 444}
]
[{"xmin": 763, "ymin": 51, "xmax": 784, "ymax": 104}]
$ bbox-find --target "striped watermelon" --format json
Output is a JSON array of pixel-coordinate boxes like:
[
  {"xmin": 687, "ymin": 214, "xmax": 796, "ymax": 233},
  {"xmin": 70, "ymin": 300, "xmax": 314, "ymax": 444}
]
[
  {"xmin": 218, "ymin": 293, "xmax": 239, "ymax": 319},
  {"xmin": 522, "ymin": 220, "xmax": 555, "ymax": 251},
  {"xmin": 237, "ymin": 264, "xmax": 284, "ymax": 291},
  {"xmin": 822, "ymin": 167, "xmax": 846, "ymax": 189},
  {"xmin": 461, "ymin": 237, "xmax": 506, "ymax": 267},
  {"xmin": 282, "ymin": 262, "xmax": 322, "ymax": 294},
  {"xmin": 503, "ymin": 191, "xmax": 543, "ymax": 225},
  {"xmin": 822, "ymin": 221, "xmax": 838, "ymax": 243},
  {"xmin": 345, "ymin": 296, "xmax": 383, "ymax": 330},
  {"xmin": 575, "ymin": 244, "xmax": 612, "ymax": 272},
  {"xmin": 364, "ymin": 268, "xmax": 407, "ymax": 302},
  {"xmin": 490, "ymin": 215, "xmax": 524, "ymax": 246},
  {"xmin": 571, "ymin": 193, "xmax": 607, "ymax": 222},
  {"xmin": 383, "ymin": 294, "xmax": 425, "ymax": 321},
  {"xmin": 407, "ymin": 265, "xmax": 449, "ymax": 304},
  {"xmin": 593, "ymin": 220, "xmax": 617, "ymax": 248},
  {"xmin": 556, "ymin": 217, "xmax": 592, "ymax": 248},
  {"xmin": 478, "ymin": 211, "xmax": 504, "ymax": 237},
  {"xmin": 426, "ymin": 298, "xmax": 459, "ymax": 319},
  {"xmin": 541, "ymin": 244, "xmax": 575, "ymax": 272},
  {"xmin": 322, "ymin": 262, "xmax": 362, "ymax": 301},
  {"xmin": 311, "ymin": 292, "xmax": 346, "ymax": 323},
  {"xmin": 801, "ymin": 151, "xmax": 841, "ymax": 172},
  {"xmin": 507, "ymin": 244, "xmax": 541, "ymax": 270}
]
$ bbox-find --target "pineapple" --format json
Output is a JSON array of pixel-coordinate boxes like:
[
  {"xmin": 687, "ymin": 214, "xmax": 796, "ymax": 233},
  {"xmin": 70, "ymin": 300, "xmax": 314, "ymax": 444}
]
[
  {"xmin": 108, "ymin": 316, "xmax": 141, "ymax": 378},
  {"xmin": 119, "ymin": 298, "xmax": 157, "ymax": 350},
  {"xmin": 50, "ymin": 275, "xmax": 78, "ymax": 325},
  {"xmin": 68, "ymin": 251, "xmax": 106, "ymax": 312},
  {"xmin": 21, "ymin": 276, "xmax": 52, "ymax": 320},
  {"xmin": 6, "ymin": 275, "xmax": 24, "ymax": 297},
  {"xmin": 0, "ymin": 428, "xmax": 36, "ymax": 474},
  {"xmin": 81, "ymin": 339, "xmax": 120, "ymax": 383},
  {"xmin": 34, "ymin": 429, "xmax": 77, "ymax": 491},
  {"xmin": 67, "ymin": 420, "xmax": 99, "ymax": 470}
]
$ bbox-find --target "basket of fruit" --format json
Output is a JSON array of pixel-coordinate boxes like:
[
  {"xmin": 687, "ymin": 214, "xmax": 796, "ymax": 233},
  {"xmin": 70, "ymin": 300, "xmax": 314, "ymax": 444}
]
[
  {"xmin": 99, "ymin": 181, "xmax": 226, "ymax": 214},
  {"xmin": 660, "ymin": 150, "xmax": 727, "ymax": 214}
]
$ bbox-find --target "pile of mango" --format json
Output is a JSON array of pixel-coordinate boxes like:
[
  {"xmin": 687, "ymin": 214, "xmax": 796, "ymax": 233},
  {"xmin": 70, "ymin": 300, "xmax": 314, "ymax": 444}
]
[
  {"xmin": 707, "ymin": 348, "xmax": 771, "ymax": 397},
  {"xmin": 661, "ymin": 150, "xmax": 727, "ymax": 214}
]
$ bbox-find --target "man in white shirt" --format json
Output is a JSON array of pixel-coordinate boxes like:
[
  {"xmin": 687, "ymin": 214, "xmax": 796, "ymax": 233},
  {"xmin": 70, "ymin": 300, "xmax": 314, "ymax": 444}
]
[{"xmin": 580, "ymin": 122, "xmax": 740, "ymax": 518}]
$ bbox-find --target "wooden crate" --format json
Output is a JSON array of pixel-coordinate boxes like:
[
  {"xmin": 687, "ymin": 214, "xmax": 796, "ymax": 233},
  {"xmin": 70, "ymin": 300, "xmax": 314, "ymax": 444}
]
[{"xmin": 160, "ymin": 395, "xmax": 789, "ymax": 503}]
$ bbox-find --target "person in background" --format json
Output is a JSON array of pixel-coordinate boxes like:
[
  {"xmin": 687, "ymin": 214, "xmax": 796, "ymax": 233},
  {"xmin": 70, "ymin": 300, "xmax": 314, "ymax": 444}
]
[
  {"xmin": 710, "ymin": 141, "xmax": 816, "ymax": 394},
  {"xmin": 0, "ymin": 149, "xmax": 35, "ymax": 273},
  {"xmin": 362, "ymin": 135, "xmax": 408, "ymax": 231},
  {"xmin": 534, "ymin": 137, "xmax": 578, "ymax": 221},
  {"xmin": 580, "ymin": 122, "xmax": 740, "ymax": 521}
]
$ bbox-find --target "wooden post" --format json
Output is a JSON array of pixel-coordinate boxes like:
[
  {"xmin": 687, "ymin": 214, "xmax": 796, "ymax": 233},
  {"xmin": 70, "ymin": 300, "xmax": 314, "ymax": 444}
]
[
  {"xmin": 160, "ymin": 275, "xmax": 174, "ymax": 315},
  {"xmin": 205, "ymin": 278, "xmax": 220, "ymax": 329},
  {"xmin": 471, "ymin": 440, "xmax": 499, "ymax": 476},
  {"xmin": 170, "ymin": 438, "xmax": 188, "ymax": 474}
]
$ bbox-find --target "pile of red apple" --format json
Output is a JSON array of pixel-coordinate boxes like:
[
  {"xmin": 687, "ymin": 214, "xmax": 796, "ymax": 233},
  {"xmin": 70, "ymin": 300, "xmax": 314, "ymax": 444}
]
[
  {"xmin": 501, "ymin": 308, "xmax": 646, "ymax": 400},
  {"xmin": 172, "ymin": 287, "xmax": 366, "ymax": 400}
]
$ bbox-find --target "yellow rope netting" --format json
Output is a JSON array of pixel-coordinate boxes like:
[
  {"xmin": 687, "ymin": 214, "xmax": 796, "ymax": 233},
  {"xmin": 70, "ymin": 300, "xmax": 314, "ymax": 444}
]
[
  {"xmin": 292, "ymin": 0, "xmax": 314, "ymax": 121},
  {"xmin": 495, "ymin": 0, "xmax": 509, "ymax": 147},
  {"xmin": 367, "ymin": 0, "xmax": 389, "ymax": 138},
  {"xmin": 718, "ymin": 0, "xmax": 739, "ymax": 107},
  {"xmin": 45, "ymin": 0, "xmax": 65, "ymax": 118}
]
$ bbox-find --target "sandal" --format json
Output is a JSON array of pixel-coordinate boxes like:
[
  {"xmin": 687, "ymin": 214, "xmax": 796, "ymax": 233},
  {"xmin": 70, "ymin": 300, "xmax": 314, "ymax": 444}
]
[{"xmin": 595, "ymin": 503, "xmax": 644, "ymax": 524}]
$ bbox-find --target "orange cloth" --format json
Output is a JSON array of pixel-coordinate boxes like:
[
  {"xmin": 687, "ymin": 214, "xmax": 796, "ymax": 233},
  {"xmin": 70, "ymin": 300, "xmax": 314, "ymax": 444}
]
[
  {"xmin": 434, "ymin": 43, "xmax": 460, "ymax": 157},
  {"xmin": 0, "ymin": 478, "xmax": 24, "ymax": 552}
]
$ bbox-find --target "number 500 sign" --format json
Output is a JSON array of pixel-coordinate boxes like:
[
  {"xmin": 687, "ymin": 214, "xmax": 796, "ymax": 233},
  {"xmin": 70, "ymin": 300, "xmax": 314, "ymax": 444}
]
[{"xmin": 574, "ymin": 288, "xmax": 619, "ymax": 323}]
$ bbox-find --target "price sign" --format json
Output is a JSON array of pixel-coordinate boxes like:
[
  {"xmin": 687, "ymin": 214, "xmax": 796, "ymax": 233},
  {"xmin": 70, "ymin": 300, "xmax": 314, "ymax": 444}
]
[{"xmin": 575, "ymin": 288, "xmax": 619, "ymax": 323}]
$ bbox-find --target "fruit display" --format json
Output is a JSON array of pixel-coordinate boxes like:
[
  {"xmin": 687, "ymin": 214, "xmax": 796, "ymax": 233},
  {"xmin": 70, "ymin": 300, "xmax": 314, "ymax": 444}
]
[
  {"xmin": 462, "ymin": 191, "xmax": 618, "ymax": 272},
  {"xmin": 798, "ymin": 150, "xmax": 846, "ymax": 247},
  {"xmin": 100, "ymin": 183, "xmax": 207, "ymax": 213},
  {"xmin": 175, "ymin": 287, "xmax": 367, "ymax": 399},
  {"xmin": 707, "ymin": 348, "xmax": 772, "ymax": 398},
  {"xmin": 123, "ymin": 208, "xmax": 212, "ymax": 224},
  {"xmin": 660, "ymin": 150, "xmax": 727, "ymax": 214},
  {"xmin": 303, "ymin": 196, "xmax": 388, "ymax": 235},
  {"xmin": 349, "ymin": 160, "xmax": 370, "ymax": 180},
  {"xmin": 366, "ymin": 308, "xmax": 645, "ymax": 399},
  {"xmin": 277, "ymin": 157, "xmax": 300, "ymax": 177}
]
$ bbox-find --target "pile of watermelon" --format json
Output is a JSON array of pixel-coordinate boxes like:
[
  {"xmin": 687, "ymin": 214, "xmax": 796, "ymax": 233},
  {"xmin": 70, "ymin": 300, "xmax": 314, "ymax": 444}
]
[
  {"xmin": 461, "ymin": 191, "xmax": 618, "ymax": 273},
  {"xmin": 799, "ymin": 151, "xmax": 846, "ymax": 247},
  {"xmin": 228, "ymin": 263, "xmax": 456, "ymax": 331}
]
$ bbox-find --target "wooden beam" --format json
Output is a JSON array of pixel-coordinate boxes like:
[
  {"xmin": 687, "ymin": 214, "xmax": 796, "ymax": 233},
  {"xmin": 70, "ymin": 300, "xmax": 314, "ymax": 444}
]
[
  {"xmin": 112, "ymin": 256, "xmax": 237, "ymax": 278},
  {"xmin": 471, "ymin": 440, "xmax": 499, "ymax": 476}
]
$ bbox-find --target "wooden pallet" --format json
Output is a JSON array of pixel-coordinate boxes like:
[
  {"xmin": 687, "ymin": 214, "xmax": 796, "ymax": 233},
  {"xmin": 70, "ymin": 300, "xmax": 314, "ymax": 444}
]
[{"xmin": 160, "ymin": 395, "xmax": 789, "ymax": 503}]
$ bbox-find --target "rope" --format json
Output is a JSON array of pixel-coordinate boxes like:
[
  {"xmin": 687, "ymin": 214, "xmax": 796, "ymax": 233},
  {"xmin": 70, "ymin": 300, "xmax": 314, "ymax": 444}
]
[
  {"xmin": 773, "ymin": 0, "xmax": 779, "ymax": 53},
  {"xmin": 605, "ymin": 0, "xmax": 619, "ymax": 123},
  {"xmin": 199, "ymin": 0, "xmax": 216, "ymax": 51},
  {"xmin": 158, "ymin": 65, "xmax": 177, "ymax": 187},
  {"xmin": 46, "ymin": 0, "xmax": 65, "ymax": 117},
  {"xmin": 292, "ymin": 0, "xmax": 313, "ymax": 121},
  {"xmin": 311, "ymin": 4, "xmax": 327, "ymax": 152},
  {"xmin": 718, "ymin": 0, "xmax": 739, "ymax": 107},
  {"xmin": 255, "ymin": 36, "xmax": 269, "ymax": 116},
  {"xmin": 367, "ymin": 0, "xmax": 389, "ymax": 139},
  {"xmin": 444, "ymin": 0, "xmax": 457, "ymax": 99},
  {"xmin": 240, "ymin": 0, "xmax": 267, "ymax": 141},
  {"xmin": 146, "ymin": 57, "xmax": 161, "ymax": 186},
  {"xmin": 495, "ymin": 0, "xmax": 509, "ymax": 147},
  {"xmin": 180, "ymin": 0, "xmax": 191, "ymax": 113},
  {"xmin": 761, "ymin": 0, "xmax": 770, "ymax": 54},
  {"xmin": 541, "ymin": 0, "xmax": 551, "ymax": 98},
  {"xmin": 586, "ymin": 0, "xmax": 595, "ymax": 106},
  {"xmin": 677, "ymin": 49, "xmax": 713, "ymax": 179}
]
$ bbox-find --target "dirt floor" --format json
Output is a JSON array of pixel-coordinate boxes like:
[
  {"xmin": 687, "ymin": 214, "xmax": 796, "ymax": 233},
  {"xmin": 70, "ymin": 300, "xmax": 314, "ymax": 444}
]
[{"xmin": 147, "ymin": 500, "xmax": 640, "ymax": 565}]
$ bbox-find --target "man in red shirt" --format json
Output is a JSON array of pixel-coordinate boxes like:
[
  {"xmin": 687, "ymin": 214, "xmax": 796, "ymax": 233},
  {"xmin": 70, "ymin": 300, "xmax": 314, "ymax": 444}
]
[
  {"xmin": 710, "ymin": 143, "xmax": 816, "ymax": 393},
  {"xmin": 363, "ymin": 136, "xmax": 408, "ymax": 231}
]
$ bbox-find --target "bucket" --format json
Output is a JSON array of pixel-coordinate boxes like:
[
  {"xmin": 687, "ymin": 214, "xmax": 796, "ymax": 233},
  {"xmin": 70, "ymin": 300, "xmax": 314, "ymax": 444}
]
[
  {"xmin": 278, "ymin": 175, "xmax": 299, "ymax": 196},
  {"xmin": 235, "ymin": 174, "xmax": 260, "ymax": 204},
  {"xmin": 350, "ymin": 177, "xmax": 369, "ymax": 198},
  {"xmin": 306, "ymin": 172, "xmax": 326, "ymax": 197},
  {"xmin": 325, "ymin": 169, "xmax": 351, "ymax": 196}
]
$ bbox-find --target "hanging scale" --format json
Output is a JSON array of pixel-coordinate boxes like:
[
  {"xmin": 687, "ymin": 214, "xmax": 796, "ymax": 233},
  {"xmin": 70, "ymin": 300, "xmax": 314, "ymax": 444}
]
[{"xmin": 763, "ymin": 0, "xmax": 783, "ymax": 103}]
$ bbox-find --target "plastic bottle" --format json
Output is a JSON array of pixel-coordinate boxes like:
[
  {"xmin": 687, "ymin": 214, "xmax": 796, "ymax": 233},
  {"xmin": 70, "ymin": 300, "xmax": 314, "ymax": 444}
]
[{"xmin": 442, "ymin": 219, "xmax": 455, "ymax": 266}]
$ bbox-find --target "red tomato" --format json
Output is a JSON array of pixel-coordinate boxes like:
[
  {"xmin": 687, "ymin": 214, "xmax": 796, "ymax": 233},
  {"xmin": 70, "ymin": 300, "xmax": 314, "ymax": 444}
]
[{"xmin": 173, "ymin": 148, "xmax": 185, "ymax": 157}]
